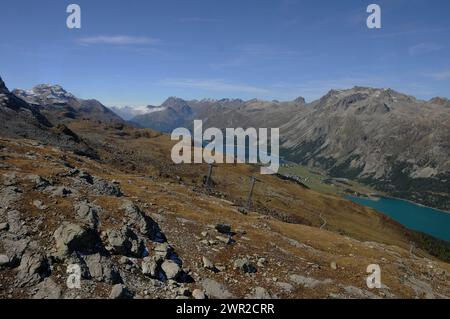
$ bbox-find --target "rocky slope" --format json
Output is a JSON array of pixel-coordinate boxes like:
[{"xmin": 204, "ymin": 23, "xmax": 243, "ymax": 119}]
[
  {"xmin": 280, "ymin": 87, "xmax": 450, "ymax": 210},
  {"xmin": 13, "ymin": 84, "xmax": 124, "ymax": 125},
  {"xmin": 1, "ymin": 119, "xmax": 449, "ymax": 299}
]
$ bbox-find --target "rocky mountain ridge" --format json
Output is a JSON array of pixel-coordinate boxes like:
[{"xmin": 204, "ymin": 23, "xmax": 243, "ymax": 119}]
[
  {"xmin": 280, "ymin": 87, "xmax": 450, "ymax": 210},
  {"xmin": 13, "ymin": 84, "xmax": 123, "ymax": 125},
  {"xmin": 0, "ymin": 77, "xmax": 96, "ymax": 158}
]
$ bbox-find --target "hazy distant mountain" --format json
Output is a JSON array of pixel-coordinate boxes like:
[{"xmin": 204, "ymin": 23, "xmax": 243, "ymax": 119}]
[
  {"xmin": 131, "ymin": 97, "xmax": 193, "ymax": 133},
  {"xmin": 0, "ymin": 77, "xmax": 97, "ymax": 158},
  {"xmin": 108, "ymin": 105, "xmax": 166, "ymax": 121},
  {"xmin": 280, "ymin": 87, "xmax": 450, "ymax": 210},
  {"xmin": 130, "ymin": 96, "xmax": 307, "ymax": 132},
  {"xmin": 13, "ymin": 84, "xmax": 124, "ymax": 124}
]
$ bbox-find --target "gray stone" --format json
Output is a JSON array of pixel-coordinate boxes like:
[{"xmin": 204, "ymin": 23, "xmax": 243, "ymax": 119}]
[
  {"xmin": 0, "ymin": 222, "xmax": 9, "ymax": 231},
  {"xmin": 74, "ymin": 202, "xmax": 99, "ymax": 228},
  {"xmin": 84, "ymin": 253, "xmax": 121, "ymax": 284},
  {"xmin": 107, "ymin": 227, "xmax": 144, "ymax": 257},
  {"xmin": 107, "ymin": 228, "xmax": 130, "ymax": 255},
  {"xmin": 202, "ymin": 256, "xmax": 216, "ymax": 271},
  {"xmin": 161, "ymin": 260, "xmax": 181, "ymax": 280},
  {"xmin": 0, "ymin": 186, "xmax": 22, "ymax": 210},
  {"xmin": 289, "ymin": 274, "xmax": 333, "ymax": 288},
  {"xmin": 2, "ymin": 172, "xmax": 17, "ymax": 186},
  {"xmin": 53, "ymin": 222, "xmax": 98, "ymax": 257},
  {"xmin": 0, "ymin": 254, "xmax": 10, "ymax": 267},
  {"xmin": 202, "ymin": 279, "xmax": 233, "ymax": 299},
  {"xmin": 1, "ymin": 238, "xmax": 30, "ymax": 266},
  {"xmin": 121, "ymin": 201, "xmax": 162, "ymax": 240},
  {"xmin": 33, "ymin": 278, "xmax": 62, "ymax": 299},
  {"xmin": 16, "ymin": 251, "xmax": 49, "ymax": 287},
  {"xmin": 78, "ymin": 170, "xmax": 93, "ymax": 184},
  {"xmin": 154, "ymin": 242, "xmax": 173, "ymax": 259},
  {"xmin": 233, "ymin": 258, "xmax": 257, "ymax": 273},
  {"xmin": 119, "ymin": 256, "xmax": 130, "ymax": 265},
  {"xmin": 249, "ymin": 287, "xmax": 272, "ymax": 299},
  {"xmin": 257, "ymin": 258, "xmax": 267, "ymax": 267},
  {"xmin": 178, "ymin": 287, "xmax": 191, "ymax": 297},
  {"xmin": 109, "ymin": 284, "xmax": 133, "ymax": 299},
  {"xmin": 330, "ymin": 261, "xmax": 337, "ymax": 270},
  {"xmin": 142, "ymin": 257, "xmax": 159, "ymax": 278},
  {"xmin": 50, "ymin": 186, "xmax": 73, "ymax": 197},
  {"xmin": 192, "ymin": 289, "xmax": 207, "ymax": 299},
  {"xmin": 7, "ymin": 210, "xmax": 27, "ymax": 236},
  {"xmin": 216, "ymin": 235, "xmax": 232, "ymax": 245},
  {"xmin": 93, "ymin": 178, "xmax": 122, "ymax": 197},
  {"xmin": 33, "ymin": 200, "xmax": 47, "ymax": 210}
]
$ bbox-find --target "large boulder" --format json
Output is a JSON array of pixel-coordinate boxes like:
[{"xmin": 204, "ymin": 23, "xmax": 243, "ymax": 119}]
[
  {"xmin": 74, "ymin": 202, "xmax": 100, "ymax": 229},
  {"xmin": 0, "ymin": 254, "xmax": 10, "ymax": 268},
  {"xmin": 7, "ymin": 210, "xmax": 28, "ymax": 237},
  {"xmin": 141, "ymin": 256, "xmax": 161, "ymax": 278},
  {"xmin": 233, "ymin": 258, "xmax": 257, "ymax": 274},
  {"xmin": 161, "ymin": 260, "xmax": 181, "ymax": 280},
  {"xmin": 33, "ymin": 278, "xmax": 63, "ymax": 299},
  {"xmin": 1, "ymin": 238, "xmax": 30, "ymax": 267},
  {"xmin": 16, "ymin": 251, "xmax": 50, "ymax": 287},
  {"xmin": 106, "ymin": 227, "xmax": 145, "ymax": 257},
  {"xmin": 120, "ymin": 201, "xmax": 165, "ymax": 241},
  {"xmin": 92, "ymin": 178, "xmax": 122, "ymax": 197},
  {"xmin": 109, "ymin": 284, "xmax": 133, "ymax": 299},
  {"xmin": 202, "ymin": 279, "xmax": 234, "ymax": 299},
  {"xmin": 84, "ymin": 253, "xmax": 121, "ymax": 284},
  {"xmin": 53, "ymin": 222, "xmax": 99, "ymax": 257}
]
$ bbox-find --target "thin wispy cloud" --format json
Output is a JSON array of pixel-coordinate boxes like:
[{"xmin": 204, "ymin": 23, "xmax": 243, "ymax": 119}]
[
  {"xmin": 77, "ymin": 36, "xmax": 159, "ymax": 45},
  {"xmin": 424, "ymin": 70, "xmax": 450, "ymax": 81},
  {"xmin": 409, "ymin": 43, "xmax": 442, "ymax": 56},
  {"xmin": 160, "ymin": 78, "xmax": 269, "ymax": 95}
]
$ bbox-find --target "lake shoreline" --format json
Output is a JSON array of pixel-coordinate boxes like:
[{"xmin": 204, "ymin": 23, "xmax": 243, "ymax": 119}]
[
  {"xmin": 346, "ymin": 195, "xmax": 450, "ymax": 243},
  {"xmin": 352, "ymin": 194, "xmax": 450, "ymax": 215}
]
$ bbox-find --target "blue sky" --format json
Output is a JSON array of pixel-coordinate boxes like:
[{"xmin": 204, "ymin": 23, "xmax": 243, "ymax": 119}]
[{"xmin": 1, "ymin": 0, "xmax": 450, "ymax": 106}]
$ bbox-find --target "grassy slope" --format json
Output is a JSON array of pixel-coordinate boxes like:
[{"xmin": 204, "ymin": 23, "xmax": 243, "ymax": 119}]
[{"xmin": 2, "ymin": 122, "xmax": 449, "ymax": 298}]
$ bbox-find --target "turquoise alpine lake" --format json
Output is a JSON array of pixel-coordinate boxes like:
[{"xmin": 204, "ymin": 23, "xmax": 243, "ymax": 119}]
[{"xmin": 347, "ymin": 196, "xmax": 450, "ymax": 243}]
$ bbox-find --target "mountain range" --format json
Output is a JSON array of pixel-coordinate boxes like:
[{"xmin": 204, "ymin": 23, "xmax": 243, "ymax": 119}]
[
  {"xmin": 118, "ymin": 88, "xmax": 450, "ymax": 211},
  {"xmin": 13, "ymin": 84, "xmax": 123, "ymax": 125},
  {"xmin": 3, "ymin": 78, "xmax": 450, "ymax": 210}
]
